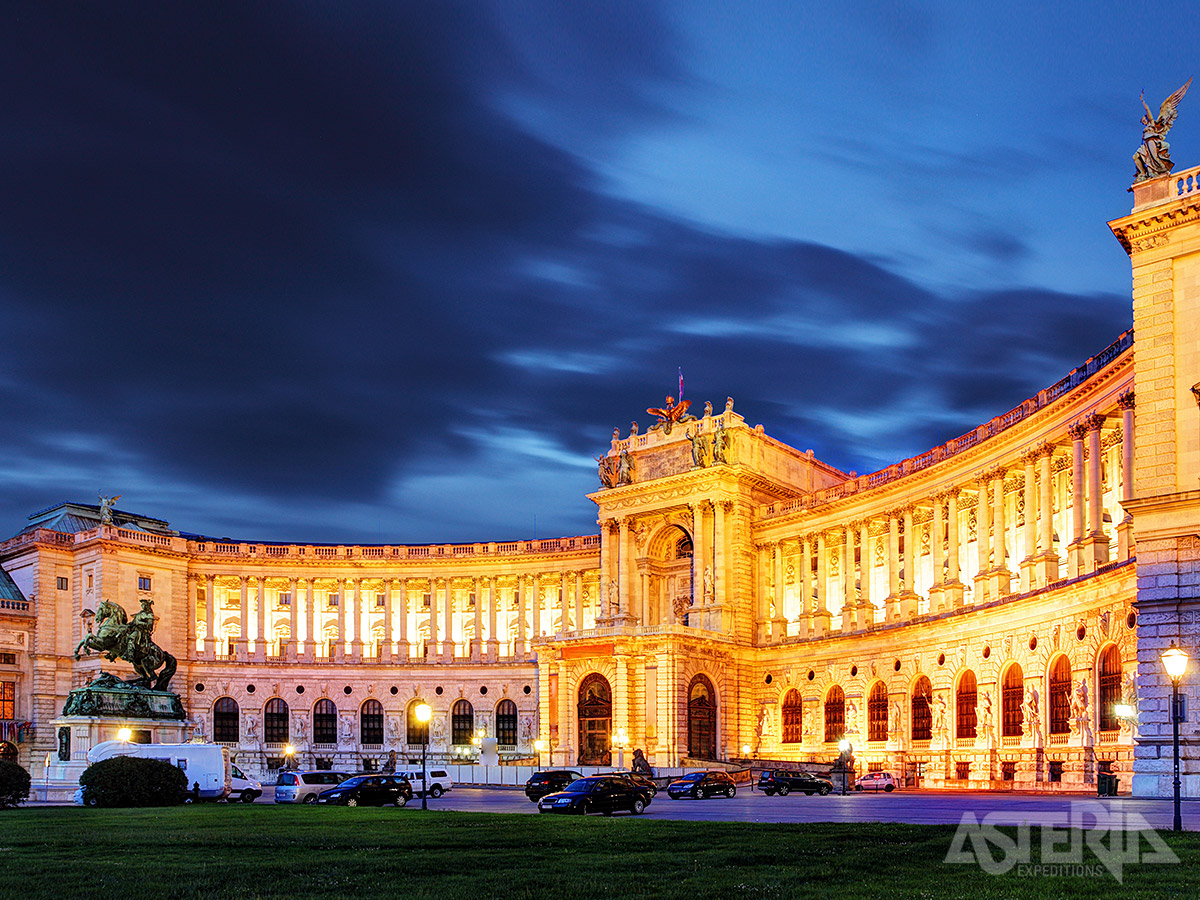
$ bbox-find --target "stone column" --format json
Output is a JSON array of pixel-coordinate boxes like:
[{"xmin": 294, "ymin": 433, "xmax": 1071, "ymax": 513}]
[
  {"xmin": 858, "ymin": 520, "xmax": 872, "ymax": 623},
  {"xmin": 204, "ymin": 574, "xmax": 216, "ymax": 657},
  {"xmin": 713, "ymin": 499, "xmax": 726, "ymax": 605},
  {"xmin": 1067, "ymin": 421, "xmax": 1088, "ymax": 577},
  {"xmin": 1035, "ymin": 445, "xmax": 1060, "ymax": 585},
  {"xmin": 988, "ymin": 469, "xmax": 1012, "ymax": 598},
  {"xmin": 886, "ymin": 512, "xmax": 901, "ymax": 621},
  {"xmin": 397, "ymin": 579, "xmax": 409, "ymax": 661},
  {"xmin": 690, "ymin": 503, "xmax": 705, "ymax": 613},
  {"xmin": 351, "ymin": 578, "xmax": 364, "ymax": 660},
  {"xmin": 973, "ymin": 482, "xmax": 990, "ymax": 603},
  {"xmin": 559, "ymin": 573, "xmax": 570, "ymax": 635},
  {"xmin": 617, "ymin": 517, "xmax": 631, "ymax": 621},
  {"xmin": 333, "ymin": 578, "xmax": 346, "ymax": 659},
  {"xmin": 756, "ymin": 544, "xmax": 771, "ymax": 643},
  {"xmin": 797, "ymin": 536, "xmax": 811, "ymax": 639},
  {"xmin": 598, "ymin": 517, "xmax": 612, "ymax": 625},
  {"xmin": 529, "ymin": 574, "xmax": 542, "ymax": 642},
  {"xmin": 187, "ymin": 574, "xmax": 199, "ymax": 656},
  {"xmin": 304, "ymin": 578, "xmax": 315, "ymax": 658},
  {"xmin": 841, "ymin": 525, "xmax": 855, "ymax": 632},
  {"xmin": 944, "ymin": 490, "xmax": 965, "ymax": 607},
  {"xmin": 815, "ymin": 533, "xmax": 829, "ymax": 631},
  {"xmin": 516, "ymin": 577, "xmax": 527, "ymax": 659},
  {"xmin": 930, "ymin": 498, "xmax": 946, "ymax": 612},
  {"xmin": 470, "ymin": 577, "xmax": 482, "ymax": 660},
  {"xmin": 1117, "ymin": 391, "xmax": 1135, "ymax": 560},
  {"xmin": 428, "ymin": 579, "xmax": 440, "ymax": 661},
  {"xmin": 1020, "ymin": 452, "xmax": 1038, "ymax": 591},
  {"xmin": 773, "ymin": 540, "xmax": 788, "ymax": 638},
  {"xmin": 286, "ymin": 577, "xmax": 299, "ymax": 660},
  {"xmin": 573, "ymin": 571, "xmax": 583, "ymax": 634},
  {"xmin": 443, "ymin": 578, "xmax": 455, "ymax": 662},
  {"xmin": 900, "ymin": 507, "xmax": 918, "ymax": 618},
  {"xmin": 487, "ymin": 577, "xmax": 499, "ymax": 660},
  {"xmin": 1082, "ymin": 411, "xmax": 1111, "ymax": 571}
]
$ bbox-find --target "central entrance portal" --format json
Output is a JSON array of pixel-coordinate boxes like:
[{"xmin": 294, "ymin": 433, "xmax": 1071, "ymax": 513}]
[{"xmin": 577, "ymin": 673, "xmax": 612, "ymax": 765}]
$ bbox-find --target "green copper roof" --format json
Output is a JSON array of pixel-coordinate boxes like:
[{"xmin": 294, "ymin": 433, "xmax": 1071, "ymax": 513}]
[{"xmin": 0, "ymin": 564, "xmax": 26, "ymax": 604}]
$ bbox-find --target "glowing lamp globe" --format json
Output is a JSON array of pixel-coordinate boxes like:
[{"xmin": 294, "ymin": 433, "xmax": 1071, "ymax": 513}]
[{"xmin": 1162, "ymin": 644, "xmax": 1189, "ymax": 682}]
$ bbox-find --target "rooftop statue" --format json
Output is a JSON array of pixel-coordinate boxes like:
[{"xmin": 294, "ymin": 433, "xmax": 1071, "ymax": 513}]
[
  {"xmin": 646, "ymin": 395, "xmax": 694, "ymax": 435},
  {"xmin": 74, "ymin": 597, "xmax": 177, "ymax": 691},
  {"xmin": 98, "ymin": 492, "xmax": 122, "ymax": 524},
  {"xmin": 1133, "ymin": 79, "xmax": 1191, "ymax": 182}
]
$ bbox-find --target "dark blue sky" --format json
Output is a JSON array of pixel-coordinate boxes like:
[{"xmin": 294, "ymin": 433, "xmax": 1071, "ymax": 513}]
[{"xmin": 0, "ymin": 2, "xmax": 1190, "ymax": 543}]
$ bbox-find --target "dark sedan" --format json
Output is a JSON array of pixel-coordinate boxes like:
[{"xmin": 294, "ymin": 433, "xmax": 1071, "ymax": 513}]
[
  {"xmin": 537, "ymin": 775, "xmax": 650, "ymax": 815},
  {"xmin": 610, "ymin": 771, "xmax": 658, "ymax": 797},
  {"xmin": 316, "ymin": 774, "xmax": 413, "ymax": 807},
  {"xmin": 666, "ymin": 770, "xmax": 737, "ymax": 799},
  {"xmin": 525, "ymin": 770, "xmax": 584, "ymax": 802},
  {"xmin": 756, "ymin": 769, "xmax": 833, "ymax": 796}
]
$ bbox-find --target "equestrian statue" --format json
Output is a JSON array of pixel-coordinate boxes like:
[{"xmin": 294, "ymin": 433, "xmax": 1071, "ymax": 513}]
[{"xmin": 74, "ymin": 597, "xmax": 177, "ymax": 692}]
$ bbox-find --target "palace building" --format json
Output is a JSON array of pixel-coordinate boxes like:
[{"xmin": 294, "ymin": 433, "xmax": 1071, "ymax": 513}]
[{"xmin": 2, "ymin": 164, "xmax": 1199, "ymax": 797}]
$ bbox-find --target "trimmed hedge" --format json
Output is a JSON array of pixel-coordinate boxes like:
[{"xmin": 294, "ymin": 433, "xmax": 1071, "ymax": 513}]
[
  {"xmin": 80, "ymin": 755, "xmax": 187, "ymax": 807},
  {"xmin": 0, "ymin": 761, "xmax": 31, "ymax": 808}
]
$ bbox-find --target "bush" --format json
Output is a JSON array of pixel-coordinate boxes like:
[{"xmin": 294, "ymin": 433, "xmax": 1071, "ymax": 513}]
[
  {"xmin": 80, "ymin": 755, "xmax": 188, "ymax": 808},
  {"xmin": 0, "ymin": 761, "xmax": 31, "ymax": 808}
]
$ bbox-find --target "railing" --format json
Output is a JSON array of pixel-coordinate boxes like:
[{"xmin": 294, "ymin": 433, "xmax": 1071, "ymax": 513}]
[
  {"xmin": 184, "ymin": 535, "xmax": 601, "ymax": 562},
  {"xmin": 1176, "ymin": 165, "xmax": 1200, "ymax": 199},
  {"xmin": 1002, "ymin": 735, "xmax": 1021, "ymax": 747},
  {"xmin": 0, "ymin": 599, "xmax": 30, "ymax": 612},
  {"xmin": 762, "ymin": 329, "xmax": 1133, "ymax": 519}
]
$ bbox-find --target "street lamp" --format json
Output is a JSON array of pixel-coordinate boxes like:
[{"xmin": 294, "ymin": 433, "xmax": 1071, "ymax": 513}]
[
  {"xmin": 613, "ymin": 727, "xmax": 628, "ymax": 769},
  {"xmin": 117, "ymin": 727, "xmax": 132, "ymax": 743},
  {"xmin": 283, "ymin": 744, "xmax": 295, "ymax": 770},
  {"xmin": 837, "ymin": 739, "xmax": 853, "ymax": 795},
  {"xmin": 415, "ymin": 702, "xmax": 432, "ymax": 810},
  {"xmin": 1162, "ymin": 642, "xmax": 1189, "ymax": 832},
  {"xmin": 534, "ymin": 739, "xmax": 547, "ymax": 770}
]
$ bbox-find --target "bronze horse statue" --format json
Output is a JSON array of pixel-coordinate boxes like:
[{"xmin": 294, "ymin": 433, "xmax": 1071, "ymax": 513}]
[{"xmin": 74, "ymin": 598, "xmax": 177, "ymax": 691}]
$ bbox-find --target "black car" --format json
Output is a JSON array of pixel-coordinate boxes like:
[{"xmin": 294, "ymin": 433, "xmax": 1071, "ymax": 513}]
[
  {"xmin": 316, "ymin": 774, "xmax": 413, "ymax": 807},
  {"xmin": 666, "ymin": 770, "xmax": 737, "ymax": 799},
  {"xmin": 610, "ymin": 771, "xmax": 658, "ymax": 797},
  {"xmin": 525, "ymin": 770, "xmax": 585, "ymax": 802},
  {"xmin": 537, "ymin": 775, "xmax": 651, "ymax": 815},
  {"xmin": 756, "ymin": 769, "xmax": 833, "ymax": 796}
]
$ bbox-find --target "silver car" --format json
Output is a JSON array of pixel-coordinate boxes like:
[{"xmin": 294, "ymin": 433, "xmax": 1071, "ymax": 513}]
[{"xmin": 274, "ymin": 770, "xmax": 351, "ymax": 803}]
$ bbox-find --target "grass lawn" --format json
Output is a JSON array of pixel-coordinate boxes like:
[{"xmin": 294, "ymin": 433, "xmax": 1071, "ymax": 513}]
[{"xmin": 0, "ymin": 806, "xmax": 1197, "ymax": 900}]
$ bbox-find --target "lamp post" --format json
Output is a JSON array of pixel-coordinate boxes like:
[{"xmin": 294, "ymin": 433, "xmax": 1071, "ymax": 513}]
[
  {"xmin": 117, "ymin": 727, "xmax": 132, "ymax": 743},
  {"xmin": 534, "ymin": 739, "xmax": 546, "ymax": 770},
  {"xmin": 613, "ymin": 727, "xmax": 628, "ymax": 770},
  {"xmin": 415, "ymin": 702, "xmax": 432, "ymax": 810},
  {"xmin": 283, "ymin": 744, "xmax": 295, "ymax": 770},
  {"xmin": 1162, "ymin": 642, "xmax": 1189, "ymax": 833},
  {"xmin": 837, "ymin": 739, "xmax": 853, "ymax": 795},
  {"xmin": 742, "ymin": 744, "xmax": 752, "ymax": 791}
]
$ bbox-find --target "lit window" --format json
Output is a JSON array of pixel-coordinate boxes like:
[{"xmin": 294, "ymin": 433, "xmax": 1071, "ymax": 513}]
[
  {"xmin": 375, "ymin": 592, "xmax": 386, "ymax": 608},
  {"xmin": 0, "ymin": 682, "xmax": 14, "ymax": 719},
  {"xmin": 278, "ymin": 592, "xmax": 292, "ymax": 608},
  {"xmin": 327, "ymin": 593, "xmax": 339, "ymax": 608}
]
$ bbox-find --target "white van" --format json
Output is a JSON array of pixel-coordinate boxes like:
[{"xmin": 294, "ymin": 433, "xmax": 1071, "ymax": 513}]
[
  {"xmin": 400, "ymin": 768, "xmax": 454, "ymax": 798},
  {"xmin": 85, "ymin": 741, "xmax": 232, "ymax": 801}
]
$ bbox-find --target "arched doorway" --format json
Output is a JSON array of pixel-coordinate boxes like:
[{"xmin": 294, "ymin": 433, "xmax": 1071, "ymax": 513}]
[
  {"xmin": 577, "ymin": 673, "xmax": 612, "ymax": 765},
  {"xmin": 687, "ymin": 674, "xmax": 717, "ymax": 759},
  {"xmin": 0, "ymin": 742, "xmax": 15, "ymax": 764}
]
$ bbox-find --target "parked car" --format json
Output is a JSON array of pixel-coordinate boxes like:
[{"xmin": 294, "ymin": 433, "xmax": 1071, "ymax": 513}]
[
  {"xmin": 609, "ymin": 771, "xmax": 658, "ymax": 797},
  {"xmin": 228, "ymin": 763, "xmax": 262, "ymax": 802},
  {"xmin": 399, "ymin": 768, "xmax": 454, "ymax": 798},
  {"xmin": 854, "ymin": 771, "xmax": 897, "ymax": 792},
  {"xmin": 316, "ymin": 774, "xmax": 413, "ymax": 807},
  {"xmin": 537, "ymin": 775, "xmax": 650, "ymax": 815},
  {"xmin": 525, "ymin": 770, "xmax": 584, "ymax": 802},
  {"xmin": 666, "ymin": 770, "xmax": 737, "ymax": 800},
  {"xmin": 756, "ymin": 769, "xmax": 833, "ymax": 796},
  {"xmin": 274, "ymin": 770, "xmax": 352, "ymax": 804}
]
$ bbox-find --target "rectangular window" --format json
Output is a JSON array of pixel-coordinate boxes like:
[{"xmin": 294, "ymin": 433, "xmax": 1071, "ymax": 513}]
[
  {"xmin": 137, "ymin": 576, "xmax": 152, "ymax": 591},
  {"xmin": 327, "ymin": 594, "xmax": 339, "ymax": 608},
  {"xmin": 87, "ymin": 572, "xmax": 94, "ymax": 589},
  {"xmin": 0, "ymin": 682, "xmax": 14, "ymax": 719},
  {"xmin": 227, "ymin": 640, "xmax": 236, "ymax": 658},
  {"xmin": 955, "ymin": 762, "xmax": 970, "ymax": 781},
  {"xmin": 57, "ymin": 576, "xmax": 69, "ymax": 591},
  {"xmin": 422, "ymin": 593, "xmax": 431, "ymax": 609},
  {"xmin": 1001, "ymin": 762, "xmax": 1015, "ymax": 781},
  {"xmin": 1048, "ymin": 761, "xmax": 1063, "ymax": 783},
  {"xmin": 278, "ymin": 592, "xmax": 292, "ymax": 608},
  {"xmin": 0, "ymin": 653, "xmax": 15, "ymax": 665},
  {"xmin": 375, "ymin": 592, "xmax": 385, "ymax": 608}
]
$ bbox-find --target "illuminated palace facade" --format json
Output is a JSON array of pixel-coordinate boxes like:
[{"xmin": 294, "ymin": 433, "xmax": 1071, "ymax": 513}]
[{"xmin": 3, "ymin": 166, "xmax": 1200, "ymax": 796}]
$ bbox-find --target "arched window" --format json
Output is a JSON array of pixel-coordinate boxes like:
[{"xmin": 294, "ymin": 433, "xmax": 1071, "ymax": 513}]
[
  {"xmin": 1002, "ymin": 664, "xmax": 1024, "ymax": 737},
  {"xmin": 213, "ymin": 697, "xmax": 239, "ymax": 743},
  {"xmin": 687, "ymin": 675, "xmax": 717, "ymax": 760},
  {"xmin": 264, "ymin": 698, "xmax": 289, "ymax": 744},
  {"xmin": 781, "ymin": 690, "xmax": 803, "ymax": 744},
  {"xmin": 1098, "ymin": 646, "xmax": 1122, "ymax": 732},
  {"xmin": 911, "ymin": 677, "xmax": 932, "ymax": 741},
  {"xmin": 0, "ymin": 742, "xmax": 15, "ymax": 764},
  {"xmin": 496, "ymin": 699, "xmax": 518, "ymax": 747},
  {"xmin": 452, "ymin": 699, "xmax": 474, "ymax": 745},
  {"xmin": 867, "ymin": 682, "xmax": 888, "ymax": 742},
  {"xmin": 407, "ymin": 700, "xmax": 430, "ymax": 745},
  {"xmin": 313, "ymin": 699, "xmax": 337, "ymax": 744},
  {"xmin": 360, "ymin": 699, "xmax": 384, "ymax": 745},
  {"xmin": 1049, "ymin": 656, "xmax": 1071, "ymax": 735},
  {"xmin": 956, "ymin": 671, "xmax": 977, "ymax": 740},
  {"xmin": 824, "ymin": 686, "xmax": 845, "ymax": 743}
]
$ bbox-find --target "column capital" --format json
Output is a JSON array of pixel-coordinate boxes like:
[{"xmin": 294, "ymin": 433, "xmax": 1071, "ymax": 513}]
[
  {"xmin": 1085, "ymin": 411, "xmax": 1107, "ymax": 432},
  {"xmin": 288, "ymin": 576, "xmax": 299, "ymax": 587},
  {"xmin": 1068, "ymin": 420, "xmax": 1089, "ymax": 442},
  {"xmin": 1117, "ymin": 389, "xmax": 1135, "ymax": 410},
  {"xmin": 238, "ymin": 574, "xmax": 249, "ymax": 586}
]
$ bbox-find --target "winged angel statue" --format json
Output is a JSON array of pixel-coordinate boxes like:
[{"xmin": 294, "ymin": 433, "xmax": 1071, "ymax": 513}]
[{"xmin": 1134, "ymin": 79, "xmax": 1191, "ymax": 182}]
